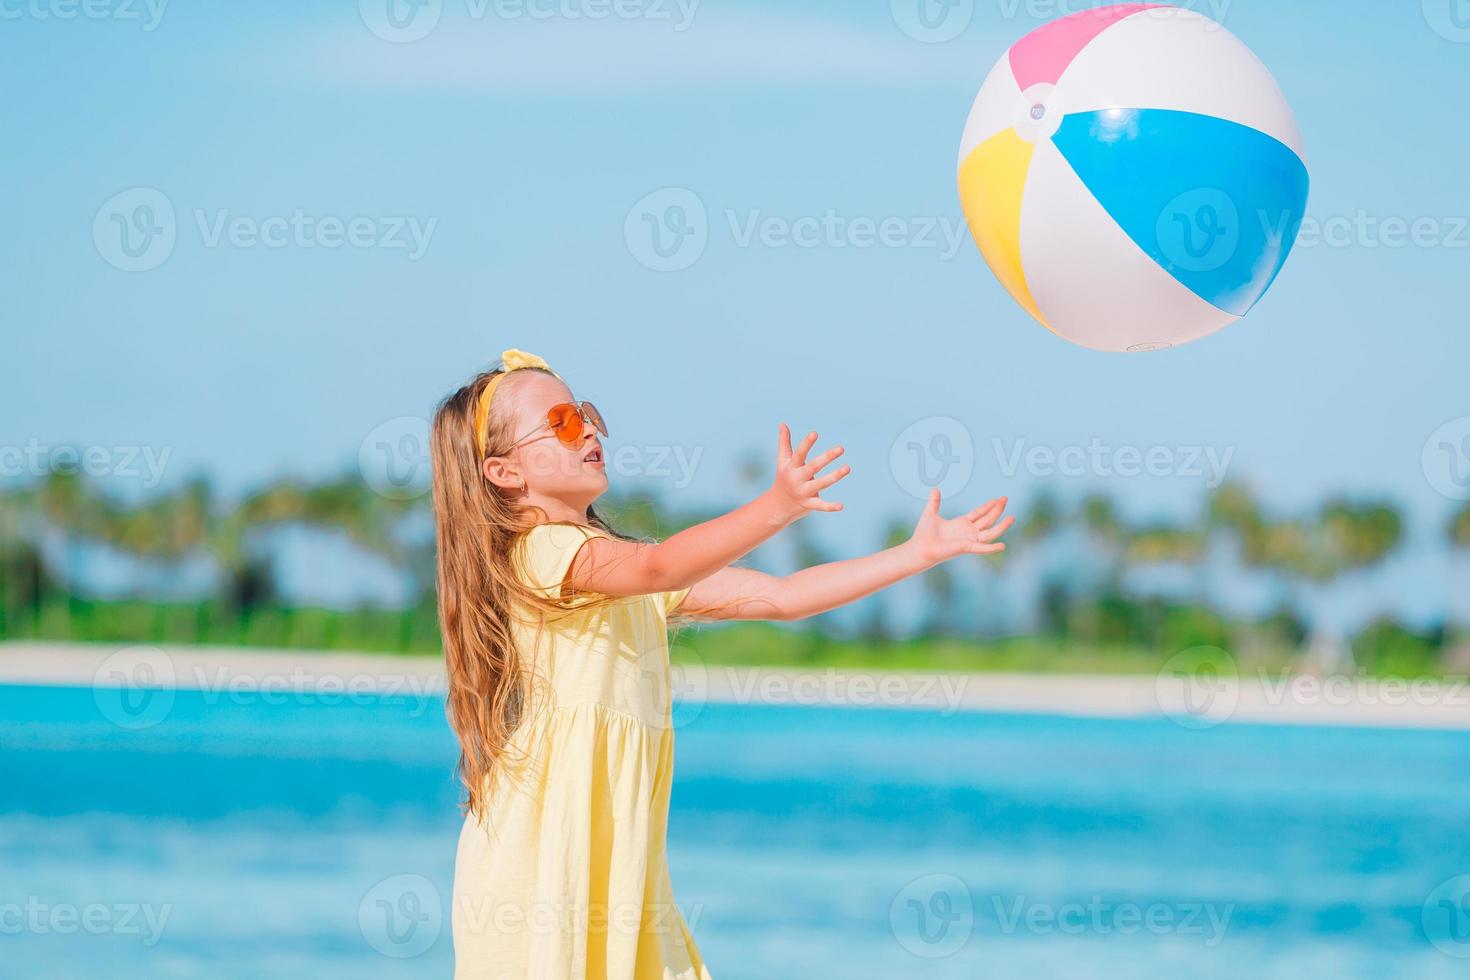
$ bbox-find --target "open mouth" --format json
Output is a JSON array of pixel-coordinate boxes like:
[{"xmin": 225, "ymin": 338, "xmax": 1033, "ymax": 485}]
[{"xmin": 583, "ymin": 448, "xmax": 603, "ymax": 464}]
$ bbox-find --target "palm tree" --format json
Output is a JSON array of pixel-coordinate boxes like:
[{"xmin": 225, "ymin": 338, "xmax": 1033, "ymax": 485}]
[
  {"xmin": 1445, "ymin": 503, "xmax": 1470, "ymax": 670},
  {"xmin": 34, "ymin": 471, "xmax": 103, "ymax": 634},
  {"xmin": 1209, "ymin": 484, "xmax": 1323, "ymax": 670},
  {"xmin": 1305, "ymin": 499, "xmax": 1403, "ymax": 672},
  {"xmin": 0, "ymin": 486, "xmax": 52, "ymax": 637},
  {"xmin": 1126, "ymin": 522, "xmax": 1207, "ymax": 565},
  {"xmin": 1067, "ymin": 493, "xmax": 1134, "ymax": 645},
  {"xmin": 1080, "ymin": 493, "xmax": 1128, "ymax": 581},
  {"xmin": 1210, "ymin": 485, "xmax": 1403, "ymax": 674},
  {"xmin": 1020, "ymin": 490, "xmax": 1062, "ymax": 544},
  {"xmin": 1450, "ymin": 503, "xmax": 1470, "ymax": 550}
]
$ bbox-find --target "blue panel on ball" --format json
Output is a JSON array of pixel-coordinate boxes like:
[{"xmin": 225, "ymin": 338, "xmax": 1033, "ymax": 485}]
[{"xmin": 1051, "ymin": 108, "xmax": 1309, "ymax": 317}]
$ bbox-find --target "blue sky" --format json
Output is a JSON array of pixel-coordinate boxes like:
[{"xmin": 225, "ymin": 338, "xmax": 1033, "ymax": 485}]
[{"xmin": 4, "ymin": 0, "xmax": 1469, "ymax": 622}]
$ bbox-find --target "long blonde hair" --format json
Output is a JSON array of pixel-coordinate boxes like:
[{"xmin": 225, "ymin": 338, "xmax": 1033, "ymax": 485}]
[{"xmin": 430, "ymin": 366, "xmax": 618, "ymax": 818}]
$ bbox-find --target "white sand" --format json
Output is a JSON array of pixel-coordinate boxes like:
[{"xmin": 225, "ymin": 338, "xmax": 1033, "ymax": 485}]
[{"xmin": 3, "ymin": 641, "xmax": 1469, "ymax": 730}]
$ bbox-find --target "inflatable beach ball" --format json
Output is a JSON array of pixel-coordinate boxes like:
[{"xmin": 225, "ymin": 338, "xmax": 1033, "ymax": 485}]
[{"xmin": 957, "ymin": 4, "xmax": 1309, "ymax": 352}]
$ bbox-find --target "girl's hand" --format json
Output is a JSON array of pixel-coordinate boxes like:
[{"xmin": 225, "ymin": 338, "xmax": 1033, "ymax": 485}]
[
  {"xmin": 908, "ymin": 488, "xmax": 1013, "ymax": 567},
  {"xmin": 767, "ymin": 423, "xmax": 850, "ymax": 523}
]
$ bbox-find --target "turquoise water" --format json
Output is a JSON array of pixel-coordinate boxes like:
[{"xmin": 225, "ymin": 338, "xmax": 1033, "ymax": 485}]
[{"xmin": 4, "ymin": 683, "xmax": 1470, "ymax": 978}]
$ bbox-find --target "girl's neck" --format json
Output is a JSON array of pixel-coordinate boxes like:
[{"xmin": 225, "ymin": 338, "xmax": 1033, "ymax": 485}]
[{"xmin": 524, "ymin": 494, "xmax": 590, "ymax": 525}]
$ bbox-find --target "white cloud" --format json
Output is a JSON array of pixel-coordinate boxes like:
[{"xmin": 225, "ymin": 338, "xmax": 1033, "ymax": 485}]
[{"xmin": 287, "ymin": 3, "xmax": 989, "ymax": 95}]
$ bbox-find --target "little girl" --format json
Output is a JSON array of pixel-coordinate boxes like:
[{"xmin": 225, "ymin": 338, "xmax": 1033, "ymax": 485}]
[{"xmin": 430, "ymin": 349, "xmax": 1012, "ymax": 979}]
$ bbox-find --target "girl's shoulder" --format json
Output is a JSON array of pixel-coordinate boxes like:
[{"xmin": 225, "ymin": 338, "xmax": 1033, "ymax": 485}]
[
  {"xmin": 516, "ymin": 522, "xmax": 687, "ymax": 620},
  {"xmin": 515, "ymin": 522, "xmax": 609, "ymax": 600}
]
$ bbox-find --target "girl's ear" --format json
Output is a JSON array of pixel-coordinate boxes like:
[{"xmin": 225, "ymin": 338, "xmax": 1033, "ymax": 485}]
[{"xmin": 482, "ymin": 455, "xmax": 524, "ymax": 491}]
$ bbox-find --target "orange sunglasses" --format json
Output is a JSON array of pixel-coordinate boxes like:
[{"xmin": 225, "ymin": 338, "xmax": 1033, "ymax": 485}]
[{"xmin": 507, "ymin": 401, "xmax": 607, "ymax": 451}]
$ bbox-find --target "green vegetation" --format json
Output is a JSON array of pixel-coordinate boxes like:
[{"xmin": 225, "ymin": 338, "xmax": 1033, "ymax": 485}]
[
  {"xmin": 2, "ymin": 468, "xmax": 1468, "ymax": 678},
  {"xmin": 672, "ymin": 624, "xmax": 1280, "ymax": 675}
]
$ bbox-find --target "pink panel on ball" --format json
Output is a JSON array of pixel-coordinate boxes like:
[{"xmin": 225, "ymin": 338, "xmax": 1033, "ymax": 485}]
[{"xmin": 1008, "ymin": 3, "xmax": 1164, "ymax": 90}]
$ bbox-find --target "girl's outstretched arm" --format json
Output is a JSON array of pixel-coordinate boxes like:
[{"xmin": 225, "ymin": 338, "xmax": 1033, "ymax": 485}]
[
  {"xmin": 679, "ymin": 490, "xmax": 1013, "ymax": 622},
  {"xmin": 566, "ymin": 424, "xmax": 850, "ymax": 597}
]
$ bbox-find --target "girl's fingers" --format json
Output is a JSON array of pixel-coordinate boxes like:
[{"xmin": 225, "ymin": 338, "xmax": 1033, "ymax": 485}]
[
  {"xmin": 792, "ymin": 430, "xmax": 819, "ymax": 467},
  {"xmin": 972, "ymin": 541, "xmax": 1006, "ymax": 555},
  {"xmin": 777, "ymin": 423, "xmax": 793, "ymax": 464},
  {"xmin": 964, "ymin": 498, "xmax": 998, "ymax": 521},
  {"xmin": 977, "ymin": 515, "xmax": 1015, "ymax": 543},
  {"xmin": 925, "ymin": 487, "xmax": 942, "ymax": 516},
  {"xmin": 809, "ymin": 465, "xmax": 851, "ymax": 492},
  {"xmin": 969, "ymin": 499, "xmax": 1008, "ymax": 528},
  {"xmin": 806, "ymin": 444, "xmax": 846, "ymax": 473}
]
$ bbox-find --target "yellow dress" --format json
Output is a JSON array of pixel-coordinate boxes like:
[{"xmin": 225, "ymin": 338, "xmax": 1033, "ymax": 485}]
[{"xmin": 452, "ymin": 523, "xmax": 711, "ymax": 980}]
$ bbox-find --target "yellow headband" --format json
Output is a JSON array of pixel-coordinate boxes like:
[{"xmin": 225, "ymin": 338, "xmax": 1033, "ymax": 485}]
[{"xmin": 474, "ymin": 349, "xmax": 559, "ymax": 457}]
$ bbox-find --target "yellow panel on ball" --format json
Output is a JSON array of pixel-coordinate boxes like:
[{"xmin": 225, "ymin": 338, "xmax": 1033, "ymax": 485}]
[{"xmin": 957, "ymin": 129, "xmax": 1047, "ymax": 332}]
